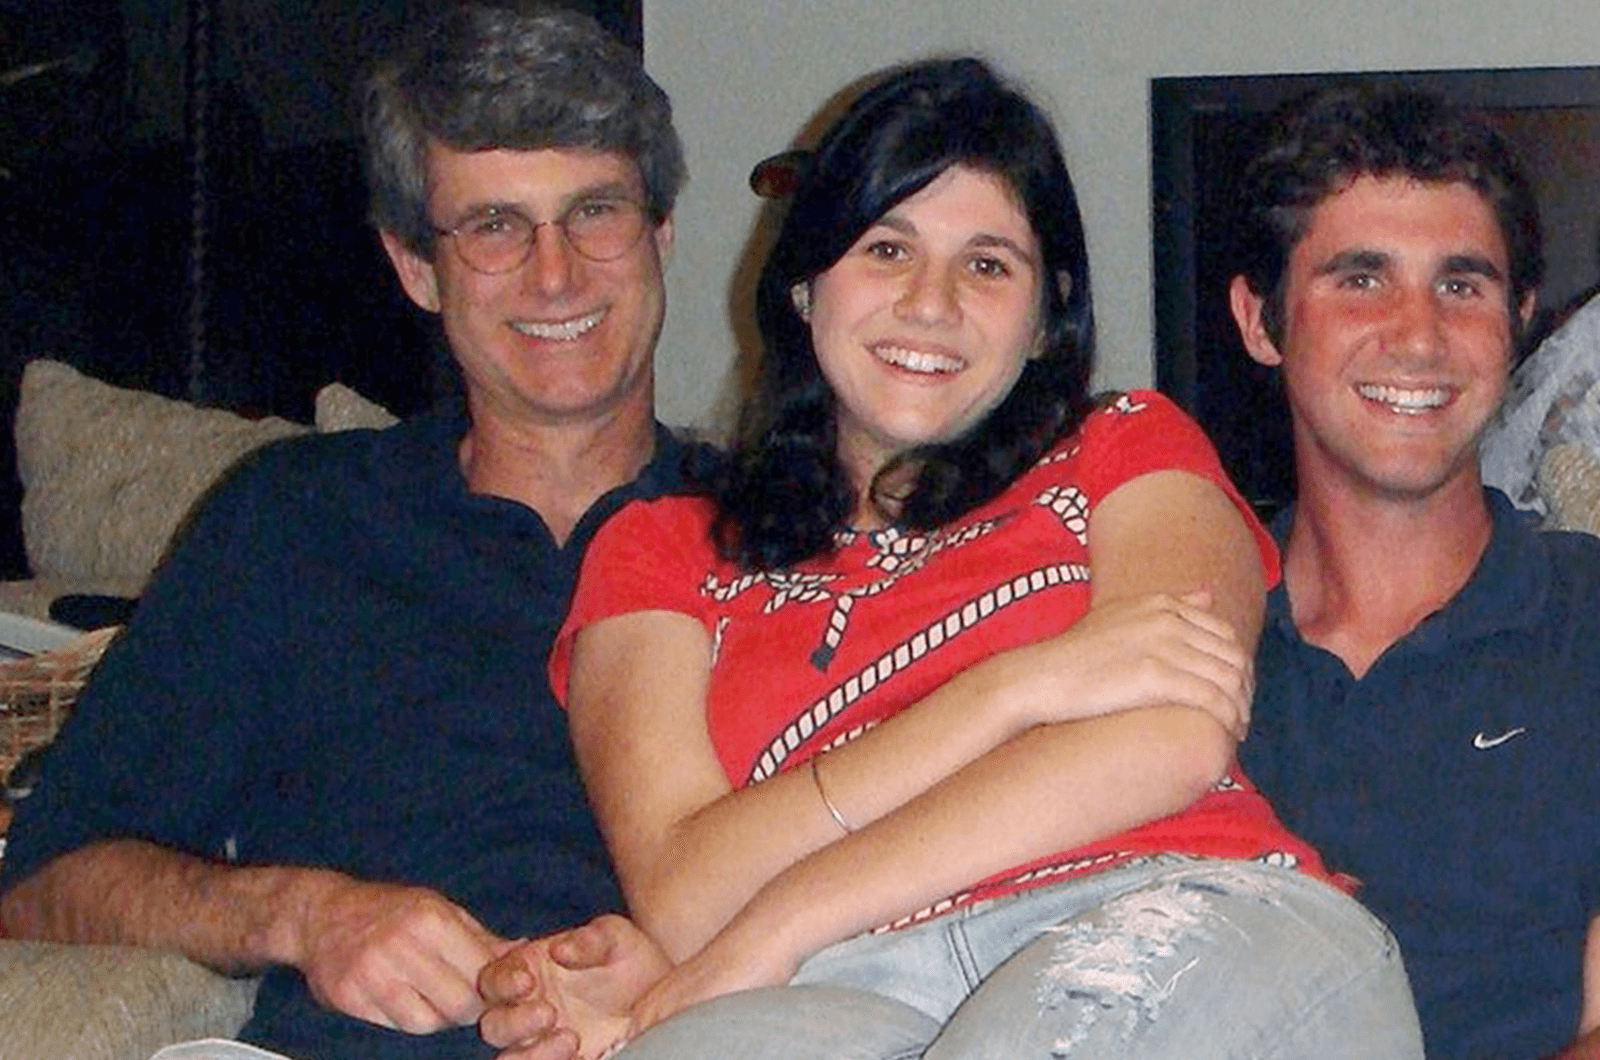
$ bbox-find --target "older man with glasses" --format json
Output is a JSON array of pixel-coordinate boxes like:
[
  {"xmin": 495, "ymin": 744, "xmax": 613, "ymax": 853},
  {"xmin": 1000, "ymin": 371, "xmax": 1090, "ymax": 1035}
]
[{"xmin": 0, "ymin": 6, "xmax": 706, "ymax": 1060}]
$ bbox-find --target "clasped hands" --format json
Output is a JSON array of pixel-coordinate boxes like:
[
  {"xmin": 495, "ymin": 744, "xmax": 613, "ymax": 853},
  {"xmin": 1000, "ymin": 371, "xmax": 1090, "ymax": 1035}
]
[
  {"xmin": 288, "ymin": 874, "xmax": 673, "ymax": 1059},
  {"xmin": 477, "ymin": 914, "xmax": 673, "ymax": 1060},
  {"xmin": 477, "ymin": 911, "xmax": 790, "ymax": 1059}
]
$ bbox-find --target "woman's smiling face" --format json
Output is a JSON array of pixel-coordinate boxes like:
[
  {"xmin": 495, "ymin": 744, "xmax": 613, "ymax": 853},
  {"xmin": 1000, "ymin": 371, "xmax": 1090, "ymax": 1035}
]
[{"xmin": 807, "ymin": 164, "xmax": 1044, "ymax": 494}]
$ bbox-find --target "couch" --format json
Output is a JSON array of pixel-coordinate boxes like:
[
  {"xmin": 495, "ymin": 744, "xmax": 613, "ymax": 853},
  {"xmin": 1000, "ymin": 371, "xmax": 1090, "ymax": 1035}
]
[
  {"xmin": 3, "ymin": 344, "xmax": 1600, "ymax": 1060},
  {"xmin": 0, "ymin": 359, "xmax": 397, "ymax": 621},
  {"xmin": 0, "ymin": 360, "xmax": 396, "ymax": 1060}
]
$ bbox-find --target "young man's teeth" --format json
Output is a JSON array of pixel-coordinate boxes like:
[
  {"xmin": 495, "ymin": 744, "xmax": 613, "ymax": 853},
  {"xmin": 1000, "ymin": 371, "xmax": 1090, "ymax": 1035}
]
[
  {"xmin": 512, "ymin": 309, "xmax": 604, "ymax": 340},
  {"xmin": 876, "ymin": 345, "xmax": 962, "ymax": 374},
  {"xmin": 1358, "ymin": 384, "xmax": 1449, "ymax": 414}
]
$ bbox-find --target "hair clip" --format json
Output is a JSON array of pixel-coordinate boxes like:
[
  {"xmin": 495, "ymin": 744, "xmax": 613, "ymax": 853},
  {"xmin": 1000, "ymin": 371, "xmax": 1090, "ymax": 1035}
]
[{"xmin": 749, "ymin": 149, "xmax": 811, "ymax": 199}]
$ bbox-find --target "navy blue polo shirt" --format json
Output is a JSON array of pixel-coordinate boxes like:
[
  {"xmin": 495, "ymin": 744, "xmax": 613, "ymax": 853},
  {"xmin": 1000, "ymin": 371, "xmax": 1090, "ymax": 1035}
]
[
  {"xmin": 1243, "ymin": 489, "xmax": 1600, "ymax": 1060},
  {"xmin": 2, "ymin": 403, "xmax": 706, "ymax": 1060}
]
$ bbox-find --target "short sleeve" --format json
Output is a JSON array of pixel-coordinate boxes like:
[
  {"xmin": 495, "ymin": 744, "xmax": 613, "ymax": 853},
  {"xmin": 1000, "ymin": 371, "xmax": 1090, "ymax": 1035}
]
[
  {"xmin": 1069, "ymin": 391, "xmax": 1279, "ymax": 587},
  {"xmin": 548, "ymin": 495, "xmax": 718, "ymax": 707}
]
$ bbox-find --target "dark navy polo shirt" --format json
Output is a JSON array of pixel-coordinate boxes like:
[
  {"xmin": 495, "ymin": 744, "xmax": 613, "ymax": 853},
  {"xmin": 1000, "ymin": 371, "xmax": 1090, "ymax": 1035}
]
[
  {"xmin": 1243, "ymin": 489, "xmax": 1600, "ymax": 1060},
  {"xmin": 2, "ymin": 403, "xmax": 707, "ymax": 1060}
]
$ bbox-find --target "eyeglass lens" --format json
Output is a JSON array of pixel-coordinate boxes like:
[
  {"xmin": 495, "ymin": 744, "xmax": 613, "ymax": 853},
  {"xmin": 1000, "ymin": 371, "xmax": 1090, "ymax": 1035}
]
[{"xmin": 448, "ymin": 199, "xmax": 647, "ymax": 273}]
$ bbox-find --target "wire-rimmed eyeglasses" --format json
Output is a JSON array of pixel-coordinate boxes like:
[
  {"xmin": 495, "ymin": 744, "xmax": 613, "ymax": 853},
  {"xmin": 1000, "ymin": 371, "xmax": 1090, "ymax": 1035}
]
[{"xmin": 432, "ymin": 196, "xmax": 651, "ymax": 274}]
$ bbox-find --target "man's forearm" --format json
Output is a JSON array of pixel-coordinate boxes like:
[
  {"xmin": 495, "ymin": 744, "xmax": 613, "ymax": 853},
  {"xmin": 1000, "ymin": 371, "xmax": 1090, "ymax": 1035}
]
[{"xmin": 0, "ymin": 838, "xmax": 338, "ymax": 975}]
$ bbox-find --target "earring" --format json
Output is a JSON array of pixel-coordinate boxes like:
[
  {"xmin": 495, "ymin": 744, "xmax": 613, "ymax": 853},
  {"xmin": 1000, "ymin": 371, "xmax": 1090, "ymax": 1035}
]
[{"xmin": 790, "ymin": 282, "xmax": 812, "ymax": 321}]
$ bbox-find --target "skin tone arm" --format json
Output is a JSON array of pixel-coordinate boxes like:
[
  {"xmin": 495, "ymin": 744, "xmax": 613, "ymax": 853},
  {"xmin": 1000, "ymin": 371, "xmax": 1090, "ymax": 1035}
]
[
  {"xmin": 0, "ymin": 839, "xmax": 508, "ymax": 1034},
  {"xmin": 1545, "ymin": 915, "xmax": 1600, "ymax": 1059},
  {"xmin": 537, "ymin": 469, "xmax": 1260, "ymax": 1047}
]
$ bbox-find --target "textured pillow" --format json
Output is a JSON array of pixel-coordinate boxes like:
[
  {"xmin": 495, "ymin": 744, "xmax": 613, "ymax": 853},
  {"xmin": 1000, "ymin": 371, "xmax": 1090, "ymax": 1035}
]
[
  {"xmin": 315, "ymin": 381, "xmax": 402, "ymax": 432},
  {"xmin": 1539, "ymin": 442, "xmax": 1600, "ymax": 536},
  {"xmin": 15, "ymin": 361, "xmax": 311, "ymax": 587},
  {"xmin": 13, "ymin": 362, "xmax": 400, "ymax": 591}
]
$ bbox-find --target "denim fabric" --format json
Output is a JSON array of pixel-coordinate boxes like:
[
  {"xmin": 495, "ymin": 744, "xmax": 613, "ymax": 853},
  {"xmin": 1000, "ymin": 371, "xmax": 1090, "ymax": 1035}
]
[{"xmin": 620, "ymin": 858, "xmax": 1422, "ymax": 1059}]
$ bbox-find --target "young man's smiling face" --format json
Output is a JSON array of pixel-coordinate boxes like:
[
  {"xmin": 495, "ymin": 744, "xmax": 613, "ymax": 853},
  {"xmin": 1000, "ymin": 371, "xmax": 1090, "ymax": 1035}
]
[{"xmin": 1232, "ymin": 174, "xmax": 1532, "ymax": 506}]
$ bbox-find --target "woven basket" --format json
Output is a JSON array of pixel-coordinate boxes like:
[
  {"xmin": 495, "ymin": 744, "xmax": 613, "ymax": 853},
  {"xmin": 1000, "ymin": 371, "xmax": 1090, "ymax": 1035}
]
[{"xmin": 0, "ymin": 626, "xmax": 120, "ymax": 786}]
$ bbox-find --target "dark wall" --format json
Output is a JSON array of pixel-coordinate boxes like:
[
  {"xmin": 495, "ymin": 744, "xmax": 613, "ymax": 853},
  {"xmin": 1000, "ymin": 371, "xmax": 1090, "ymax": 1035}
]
[{"xmin": 0, "ymin": 0, "xmax": 642, "ymax": 580}]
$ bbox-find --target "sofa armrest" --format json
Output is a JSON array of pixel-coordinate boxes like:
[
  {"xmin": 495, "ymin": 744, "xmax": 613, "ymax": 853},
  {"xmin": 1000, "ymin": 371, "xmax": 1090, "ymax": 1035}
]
[{"xmin": 0, "ymin": 939, "xmax": 258, "ymax": 1060}]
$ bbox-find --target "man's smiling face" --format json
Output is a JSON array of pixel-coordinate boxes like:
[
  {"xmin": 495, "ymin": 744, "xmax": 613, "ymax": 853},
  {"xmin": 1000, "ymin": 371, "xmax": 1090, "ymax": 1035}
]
[
  {"xmin": 1235, "ymin": 174, "xmax": 1529, "ymax": 505},
  {"xmin": 385, "ymin": 144, "xmax": 672, "ymax": 431}
]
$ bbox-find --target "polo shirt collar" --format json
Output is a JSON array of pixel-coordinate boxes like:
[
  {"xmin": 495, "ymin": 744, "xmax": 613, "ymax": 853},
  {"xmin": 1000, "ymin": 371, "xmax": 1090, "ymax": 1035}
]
[{"xmin": 1266, "ymin": 487, "xmax": 1549, "ymax": 653}]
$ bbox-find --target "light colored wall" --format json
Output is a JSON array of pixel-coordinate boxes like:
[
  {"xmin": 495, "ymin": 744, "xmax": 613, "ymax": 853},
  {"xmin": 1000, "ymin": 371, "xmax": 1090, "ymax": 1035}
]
[{"xmin": 641, "ymin": 0, "xmax": 1600, "ymax": 434}]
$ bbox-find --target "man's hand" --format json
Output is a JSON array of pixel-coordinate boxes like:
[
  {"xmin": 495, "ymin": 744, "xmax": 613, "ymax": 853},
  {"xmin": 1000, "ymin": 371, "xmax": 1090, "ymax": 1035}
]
[
  {"xmin": 291, "ymin": 874, "xmax": 506, "ymax": 1034},
  {"xmin": 480, "ymin": 914, "xmax": 670, "ymax": 1060}
]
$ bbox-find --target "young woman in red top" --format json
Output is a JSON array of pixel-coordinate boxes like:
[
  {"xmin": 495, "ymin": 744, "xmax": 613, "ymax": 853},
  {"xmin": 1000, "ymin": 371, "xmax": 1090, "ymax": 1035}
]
[{"xmin": 504, "ymin": 57, "xmax": 1421, "ymax": 1060}]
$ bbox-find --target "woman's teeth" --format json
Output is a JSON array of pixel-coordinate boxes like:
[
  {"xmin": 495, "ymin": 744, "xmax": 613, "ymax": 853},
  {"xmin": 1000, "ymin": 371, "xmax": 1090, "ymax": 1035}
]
[{"xmin": 874, "ymin": 344, "xmax": 963, "ymax": 374}]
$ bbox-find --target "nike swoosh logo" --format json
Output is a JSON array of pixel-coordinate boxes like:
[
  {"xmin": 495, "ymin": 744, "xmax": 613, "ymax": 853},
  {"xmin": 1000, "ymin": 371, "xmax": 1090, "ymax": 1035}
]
[{"xmin": 1473, "ymin": 727, "xmax": 1528, "ymax": 750}]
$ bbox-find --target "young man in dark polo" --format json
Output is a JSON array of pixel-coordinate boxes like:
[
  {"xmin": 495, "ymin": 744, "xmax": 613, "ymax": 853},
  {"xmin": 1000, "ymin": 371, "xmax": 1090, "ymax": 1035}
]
[{"xmin": 1230, "ymin": 85, "xmax": 1600, "ymax": 1060}]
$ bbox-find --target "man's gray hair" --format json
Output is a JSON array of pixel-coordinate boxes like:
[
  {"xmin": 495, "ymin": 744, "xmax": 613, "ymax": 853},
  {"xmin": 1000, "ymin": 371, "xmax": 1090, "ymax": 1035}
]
[{"xmin": 362, "ymin": 2, "xmax": 686, "ymax": 255}]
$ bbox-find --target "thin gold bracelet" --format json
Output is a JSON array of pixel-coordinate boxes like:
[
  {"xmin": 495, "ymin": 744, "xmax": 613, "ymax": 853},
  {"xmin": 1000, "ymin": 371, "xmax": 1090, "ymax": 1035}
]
[{"xmin": 810, "ymin": 755, "xmax": 854, "ymax": 834}]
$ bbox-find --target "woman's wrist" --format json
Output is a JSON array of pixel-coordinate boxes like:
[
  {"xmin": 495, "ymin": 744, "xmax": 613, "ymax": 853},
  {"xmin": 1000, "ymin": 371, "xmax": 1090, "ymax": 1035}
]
[
  {"xmin": 809, "ymin": 755, "xmax": 855, "ymax": 835},
  {"xmin": 987, "ymin": 637, "xmax": 1068, "ymax": 734},
  {"xmin": 702, "ymin": 895, "xmax": 808, "ymax": 989}
]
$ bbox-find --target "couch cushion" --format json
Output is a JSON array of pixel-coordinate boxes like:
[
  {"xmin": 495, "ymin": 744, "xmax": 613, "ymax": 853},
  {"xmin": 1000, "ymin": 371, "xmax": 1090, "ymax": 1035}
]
[
  {"xmin": 0, "ymin": 939, "xmax": 257, "ymax": 1060},
  {"xmin": 15, "ymin": 361, "xmax": 309, "ymax": 587},
  {"xmin": 1539, "ymin": 442, "xmax": 1600, "ymax": 535}
]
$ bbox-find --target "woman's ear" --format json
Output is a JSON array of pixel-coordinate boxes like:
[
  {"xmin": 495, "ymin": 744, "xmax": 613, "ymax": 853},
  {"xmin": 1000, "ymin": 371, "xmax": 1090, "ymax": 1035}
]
[
  {"xmin": 1027, "ymin": 270, "xmax": 1074, "ymax": 360},
  {"xmin": 1055, "ymin": 269, "xmax": 1073, "ymax": 305},
  {"xmin": 790, "ymin": 282, "xmax": 812, "ymax": 322}
]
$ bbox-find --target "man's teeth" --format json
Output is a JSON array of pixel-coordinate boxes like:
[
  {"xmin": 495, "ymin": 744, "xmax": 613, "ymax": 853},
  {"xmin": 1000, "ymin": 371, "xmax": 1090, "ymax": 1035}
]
[
  {"xmin": 1358, "ymin": 383, "xmax": 1449, "ymax": 414},
  {"xmin": 874, "ymin": 345, "xmax": 963, "ymax": 374},
  {"xmin": 512, "ymin": 309, "xmax": 604, "ymax": 340}
]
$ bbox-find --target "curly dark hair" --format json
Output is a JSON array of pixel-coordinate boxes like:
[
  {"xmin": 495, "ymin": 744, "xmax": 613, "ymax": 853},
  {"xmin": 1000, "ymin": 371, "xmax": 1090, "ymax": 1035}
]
[
  {"xmin": 714, "ymin": 57, "xmax": 1096, "ymax": 571},
  {"xmin": 1234, "ymin": 83, "xmax": 1543, "ymax": 348}
]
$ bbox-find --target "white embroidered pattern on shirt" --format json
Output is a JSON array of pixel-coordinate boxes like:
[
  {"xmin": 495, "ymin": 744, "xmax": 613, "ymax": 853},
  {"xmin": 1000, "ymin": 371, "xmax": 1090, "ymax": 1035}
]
[
  {"xmin": 1471, "ymin": 727, "xmax": 1528, "ymax": 750},
  {"xmin": 718, "ymin": 400, "xmax": 1158, "ymax": 785},
  {"xmin": 746, "ymin": 560, "xmax": 1090, "ymax": 783}
]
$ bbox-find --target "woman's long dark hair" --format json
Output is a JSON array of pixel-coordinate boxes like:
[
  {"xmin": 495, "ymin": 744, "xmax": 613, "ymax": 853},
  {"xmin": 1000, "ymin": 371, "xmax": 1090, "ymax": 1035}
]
[{"xmin": 713, "ymin": 57, "xmax": 1096, "ymax": 571}]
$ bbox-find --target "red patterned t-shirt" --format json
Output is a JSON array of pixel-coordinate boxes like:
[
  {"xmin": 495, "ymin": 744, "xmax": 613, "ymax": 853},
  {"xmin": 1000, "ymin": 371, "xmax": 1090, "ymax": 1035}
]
[{"xmin": 553, "ymin": 391, "xmax": 1338, "ymax": 923}]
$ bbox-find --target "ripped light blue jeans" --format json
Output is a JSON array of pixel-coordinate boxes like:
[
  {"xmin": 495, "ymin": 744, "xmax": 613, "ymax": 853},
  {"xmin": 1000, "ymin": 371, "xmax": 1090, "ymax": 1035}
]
[{"xmin": 615, "ymin": 857, "xmax": 1422, "ymax": 1060}]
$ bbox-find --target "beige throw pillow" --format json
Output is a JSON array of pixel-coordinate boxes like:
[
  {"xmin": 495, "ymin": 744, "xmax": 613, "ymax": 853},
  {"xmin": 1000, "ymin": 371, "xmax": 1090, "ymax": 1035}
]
[
  {"xmin": 315, "ymin": 382, "xmax": 402, "ymax": 433},
  {"xmin": 14, "ymin": 361, "xmax": 311, "ymax": 586},
  {"xmin": 1539, "ymin": 442, "xmax": 1600, "ymax": 536}
]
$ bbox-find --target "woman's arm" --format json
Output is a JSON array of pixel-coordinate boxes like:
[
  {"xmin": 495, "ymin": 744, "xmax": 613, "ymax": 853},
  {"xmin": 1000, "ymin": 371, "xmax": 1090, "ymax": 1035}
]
[{"xmin": 568, "ymin": 469, "xmax": 1261, "ymax": 964}]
